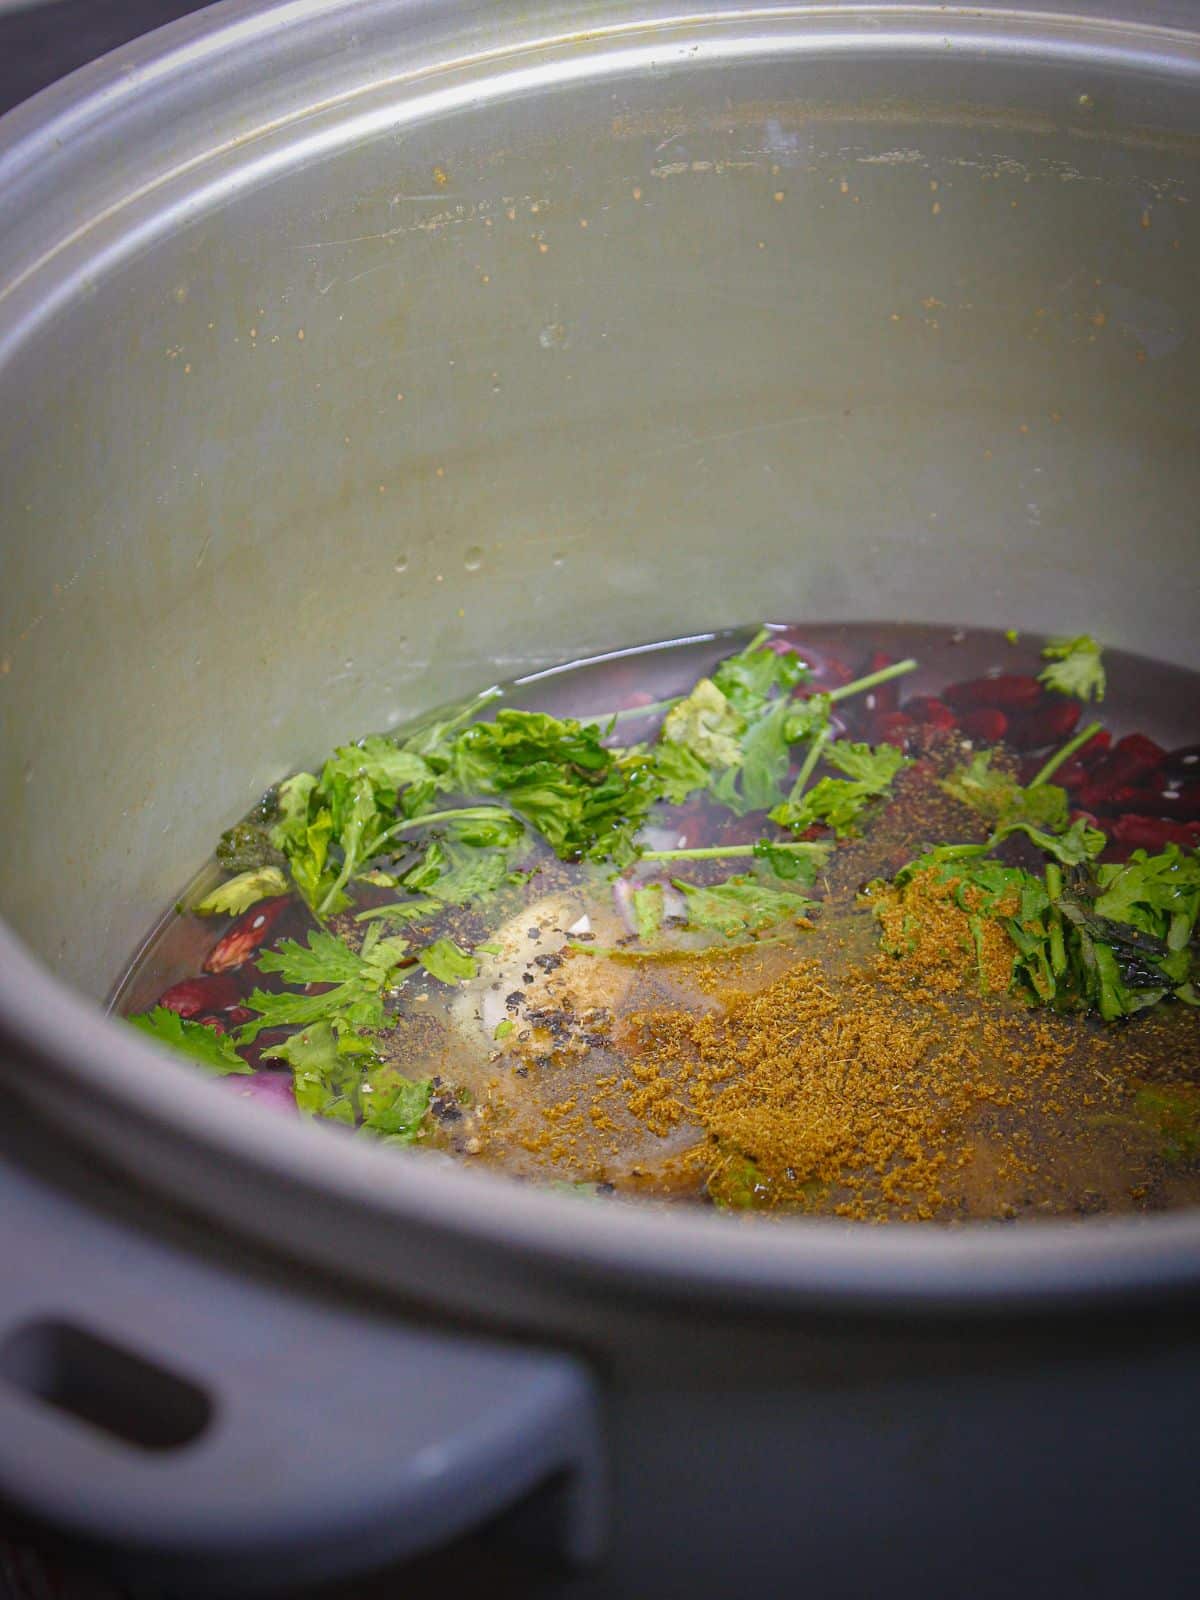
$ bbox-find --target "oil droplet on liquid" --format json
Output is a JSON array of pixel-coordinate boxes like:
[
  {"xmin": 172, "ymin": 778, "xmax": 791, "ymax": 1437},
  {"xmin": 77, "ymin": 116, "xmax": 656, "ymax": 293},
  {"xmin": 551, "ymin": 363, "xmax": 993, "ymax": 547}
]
[{"xmin": 463, "ymin": 546, "xmax": 484, "ymax": 572}]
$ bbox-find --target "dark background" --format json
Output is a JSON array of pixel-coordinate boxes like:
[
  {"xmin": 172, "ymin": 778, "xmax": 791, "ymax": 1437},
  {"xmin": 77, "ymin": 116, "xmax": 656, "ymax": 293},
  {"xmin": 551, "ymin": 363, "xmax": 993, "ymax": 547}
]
[{"xmin": 0, "ymin": 0, "xmax": 216, "ymax": 117}]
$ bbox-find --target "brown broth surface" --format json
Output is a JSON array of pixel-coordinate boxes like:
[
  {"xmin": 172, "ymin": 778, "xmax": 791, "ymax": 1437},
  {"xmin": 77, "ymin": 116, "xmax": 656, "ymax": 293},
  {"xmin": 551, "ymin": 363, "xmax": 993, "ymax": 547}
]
[{"xmin": 113, "ymin": 624, "xmax": 1200, "ymax": 1223}]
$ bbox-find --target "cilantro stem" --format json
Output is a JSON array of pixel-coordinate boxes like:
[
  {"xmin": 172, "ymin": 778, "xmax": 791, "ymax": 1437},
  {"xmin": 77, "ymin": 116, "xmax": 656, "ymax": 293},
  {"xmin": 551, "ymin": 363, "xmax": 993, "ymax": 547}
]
[
  {"xmin": 788, "ymin": 725, "xmax": 832, "ymax": 802},
  {"xmin": 375, "ymin": 805, "xmax": 518, "ymax": 851},
  {"xmin": 587, "ymin": 657, "xmax": 917, "ymax": 732},
  {"xmin": 640, "ymin": 840, "xmax": 819, "ymax": 863},
  {"xmin": 1029, "ymin": 721, "xmax": 1104, "ymax": 787},
  {"xmin": 826, "ymin": 657, "xmax": 918, "ymax": 704},
  {"xmin": 588, "ymin": 695, "xmax": 685, "ymax": 727}
]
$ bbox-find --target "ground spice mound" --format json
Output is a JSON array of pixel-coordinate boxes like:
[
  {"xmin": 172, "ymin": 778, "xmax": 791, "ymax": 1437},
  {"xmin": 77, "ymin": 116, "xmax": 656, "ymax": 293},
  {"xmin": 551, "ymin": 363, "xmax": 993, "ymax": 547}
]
[
  {"xmin": 621, "ymin": 954, "xmax": 1134, "ymax": 1223},
  {"xmin": 870, "ymin": 864, "xmax": 1019, "ymax": 994}
]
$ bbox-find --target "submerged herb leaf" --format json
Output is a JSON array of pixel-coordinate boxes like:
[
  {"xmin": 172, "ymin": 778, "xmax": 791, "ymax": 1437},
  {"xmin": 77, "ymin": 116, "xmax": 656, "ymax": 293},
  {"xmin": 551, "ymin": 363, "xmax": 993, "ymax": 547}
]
[
  {"xmin": 769, "ymin": 740, "xmax": 909, "ymax": 839},
  {"xmin": 417, "ymin": 938, "xmax": 478, "ymax": 984},
  {"xmin": 941, "ymin": 751, "xmax": 1071, "ymax": 832},
  {"xmin": 1039, "ymin": 635, "xmax": 1106, "ymax": 702},
  {"xmin": 710, "ymin": 630, "xmax": 809, "ymax": 715},
  {"xmin": 661, "ymin": 679, "xmax": 745, "ymax": 769},
  {"xmin": 751, "ymin": 838, "xmax": 831, "ymax": 884},
  {"xmin": 128, "ymin": 1008, "xmax": 252, "ymax": 1075},
  {"xmin": 989, "ymin": 815, "xmax": 1107, "ymax": 866},
  {"xmin": 674, "ymin": 876, "xmax": 816, "ymax": 938},
  {"xmin": 238, "ymin": 930, "xmax": 410, "ymax": 1040},
  {"xmin": 399, "ymin": 836, "xmax": 526, "ymax": 904},
  {"xmin": 440, "ymin": 709, "xmax": 659, "ymax": 862},
  {"xmin": 193, "ymin": 866, "xmax": 289, "ymax": 917},
  {"xmin": 1092, "ymin": 845, "xmax": 1200, "ymax": 952},
  {"xmin": 709, "ymin": 694, "xmax": 795, "ymax": 816},
  {"xmin": 822, "ymin": 740, "xmax": 909, "ymax": 788},
  {"xmin": 652, "ymin": 740, "xmax": 712, "ymax": 804},
  {"xmin": 265, "ymin": 1019, "xmax": 430, "ymax": 1141}
]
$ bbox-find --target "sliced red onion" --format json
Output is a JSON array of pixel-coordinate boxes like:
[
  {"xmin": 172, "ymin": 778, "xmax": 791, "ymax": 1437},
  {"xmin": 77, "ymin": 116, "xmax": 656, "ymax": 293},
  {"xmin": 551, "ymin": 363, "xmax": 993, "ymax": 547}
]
[{"xmin": 214, "ymin": 1069, "xmax": 296, "ymax": 1111}]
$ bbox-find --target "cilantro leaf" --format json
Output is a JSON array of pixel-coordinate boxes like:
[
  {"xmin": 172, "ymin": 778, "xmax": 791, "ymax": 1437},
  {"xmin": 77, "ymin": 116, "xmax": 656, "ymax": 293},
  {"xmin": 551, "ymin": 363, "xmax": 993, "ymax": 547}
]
[
  {"xmin": 674, "ymin": 876, "xmax": 816, "ymax": 938},
  {"xmin": 709, "ymin": 694, "xmax": 795, "ymax": 816},
  {"xmin": 1093, "ymin": 846, "xmax": 1200, "ymax": 951},
  {"xmin": 782, "ymin": 693, "xmax": 834, "ymax": 746},
  {"xmin": 239, "ymin": 930, "xmax": 410, "ymax": 1041},
  {"xmin": 417, "ymin": 938, "xmax": 478, "ymax": 984},
  {"xmin": 265, "ymin": 1019, "xmax": 431, "ymax": 1141},
  {"xmin": 1039, "ymin": 635, "xmax": 1106, "ymax": 702},
  {"xmin": 878, "ymin": 842, "xmax": 1198, "ymax": 1021},
  {"xmin": 989, "ymin": 815, "xmax": 1107, "ymax": 866},
  {"xmin": 769, "ymin": 739, "xmax": 908, "ymax": 839},
  {"xmin": 652, "ymin": 740, "xmax": 712, "ymax": 805},
  {"xmin": 261, "ymin": 742, "xmax": 439, "ymax": 915},
  {"xmin": 128, "ymin": 1008, "xmax": 253, "ymax": 1076},
  {"xmin": 657, "ymin": 638, "xmax": 821, "ymax": 819},
  {"xmin": 257, "ymin": 929, "xmax": 375, "ymax": 985},
  {"xmin": 360, "ymin": 1071, "xmax": 434, "ymax": 1142},
  {"xmin": 354, "ymin": 897, "xmax": 443, "ymax": 926},
  {"xmin": 440, "ymin": 709, "xmax": 659, "ymax": 862},
  {"xmin": 661, "ymin": 679, "xmax": 745, "ymax": 769},
  {"xmin": 940, "ymin": 752, "xmax": 1070, "ymax": 832},
  {"xmin": 751, "ymin": 838, "xmax": 831, "ymax": 884},
  {"xmin": 710, "ymin": 630, "xmax": 809, "ymax": 716},
  {"xmin": 400, "ymin": 836, "xmax": 525, "ymax": 904},
  {"xmin": 193, "ymin": 866, "xmax": 289, "ymax": 917},
  {"xmin": 822, "ymin": 740, "xmax": 909, "ymax": 788},
  {"xmin": 320, "ymin": 737, "xmax": 430, "ymax": 802}
]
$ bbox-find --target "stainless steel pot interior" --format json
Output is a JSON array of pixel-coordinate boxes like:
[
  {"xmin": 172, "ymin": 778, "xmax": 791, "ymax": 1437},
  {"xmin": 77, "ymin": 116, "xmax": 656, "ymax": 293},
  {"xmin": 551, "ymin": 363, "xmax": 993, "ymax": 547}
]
[{"xmin": 1, "ymin": 0, "xmax": 1199, "ymax": 1322}]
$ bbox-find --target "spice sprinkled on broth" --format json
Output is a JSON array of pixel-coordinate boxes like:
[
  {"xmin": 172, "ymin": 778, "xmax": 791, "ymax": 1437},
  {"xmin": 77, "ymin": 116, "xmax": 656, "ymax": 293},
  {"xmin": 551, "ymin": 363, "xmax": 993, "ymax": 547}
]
[{"xmin": 114, "ymin": 624, "xmax": 1200, "ymax": 1222}]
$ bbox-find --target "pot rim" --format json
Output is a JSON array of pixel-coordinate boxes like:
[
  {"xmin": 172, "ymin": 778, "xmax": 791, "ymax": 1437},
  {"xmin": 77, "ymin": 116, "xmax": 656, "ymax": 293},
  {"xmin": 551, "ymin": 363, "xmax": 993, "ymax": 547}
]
[{"xmin": 3, "ymin": 0, "xmax": 1200, "ymax": 1319}]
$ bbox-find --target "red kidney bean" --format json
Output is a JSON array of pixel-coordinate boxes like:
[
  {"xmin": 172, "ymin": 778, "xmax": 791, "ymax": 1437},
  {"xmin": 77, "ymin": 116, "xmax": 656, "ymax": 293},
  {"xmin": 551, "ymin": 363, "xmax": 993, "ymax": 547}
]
[
  {"xmin": 158, "ymin": 972, "xmax": 244, "ymax": 1018},
  {"xmin": 1049, "ymin": 758, "xmax": 1089, "ymax": 792},
  {"xmin": 861, "ymin": 651, "xmax": 900, "ymax": 714},
  {"xmin": 204, "ymin": 895, "xmax": 295, "ymax": 974},
  {"xmin": 903, "ymin": 696, "xmax": 958, "ymax": 729},
  {"xmin": 1164, "ymin": 745, "xmax": 1200, "ymax": 781},
  {"xmin": 1120, "ymin": 784, "xmax": 1200, "ymax": 822},
  {"xmin": 961, "ymin": 708, "xmax": 1008, "ymax": 742},
  {"xmin": 1003, "ymin": 699, "xmax": 1082, "ymax": 752},
  {"xmin": 1089, "ymin": 733, "xmax": 1167, "ymax": 789},
  {"xmin": 943, "ymin": 674, "xmax": 1044, "ymax": 711},
  {"xmin": 1074, "ymin": 728, "xmax": 1112, "ymax": 769},
  {"xmin": 873, "ymin": 711, "xmax": 916, "ymax": 749},
  {"xmin": 1077, "ymin": 781, "xmax": 1139, "ymax": 815},
  {"xmin": 1109, "ymin": 814, "xmax": 1200, "ymax": 851}
]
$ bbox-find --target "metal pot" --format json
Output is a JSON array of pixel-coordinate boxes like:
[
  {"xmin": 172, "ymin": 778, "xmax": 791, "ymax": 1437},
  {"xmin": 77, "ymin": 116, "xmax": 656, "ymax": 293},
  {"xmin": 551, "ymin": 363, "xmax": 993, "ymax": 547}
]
[{"xmin": 1, "ymin": 2, "xmax": 1198, "ymax": 1592}]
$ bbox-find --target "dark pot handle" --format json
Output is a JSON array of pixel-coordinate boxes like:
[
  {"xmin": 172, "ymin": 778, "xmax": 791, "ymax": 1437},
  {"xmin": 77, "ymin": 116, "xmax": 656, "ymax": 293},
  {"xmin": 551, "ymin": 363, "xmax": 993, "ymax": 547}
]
[{"xmin": 0, "ymin": 1157, "xmax": 605, "ymax": 1595}]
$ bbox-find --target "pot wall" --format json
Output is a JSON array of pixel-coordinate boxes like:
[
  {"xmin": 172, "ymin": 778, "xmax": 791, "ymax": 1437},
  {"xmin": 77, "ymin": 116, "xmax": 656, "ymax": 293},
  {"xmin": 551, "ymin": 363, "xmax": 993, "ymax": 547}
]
[
  {"xmin": 1, "ymin": 3, "xmax": 1198, "ymax": 998},
  {"xmin": 0, "ymin": 19, "xmax": 1199, "ymax": 1588}
]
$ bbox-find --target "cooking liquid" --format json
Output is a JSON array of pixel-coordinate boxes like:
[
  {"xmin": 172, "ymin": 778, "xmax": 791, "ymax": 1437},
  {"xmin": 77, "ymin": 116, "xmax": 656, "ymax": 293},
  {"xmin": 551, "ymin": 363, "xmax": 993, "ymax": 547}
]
[{"xmin": 113, "ymin": 624, "xmax": 1200, "ymax": 1223}]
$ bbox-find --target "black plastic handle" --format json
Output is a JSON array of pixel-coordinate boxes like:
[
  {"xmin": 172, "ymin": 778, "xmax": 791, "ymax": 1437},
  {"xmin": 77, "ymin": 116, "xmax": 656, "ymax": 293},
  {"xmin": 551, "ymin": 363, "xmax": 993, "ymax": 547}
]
[{"xmin": 0, "ymin": 1157, "xmax": 605, "ymax": 1595}]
